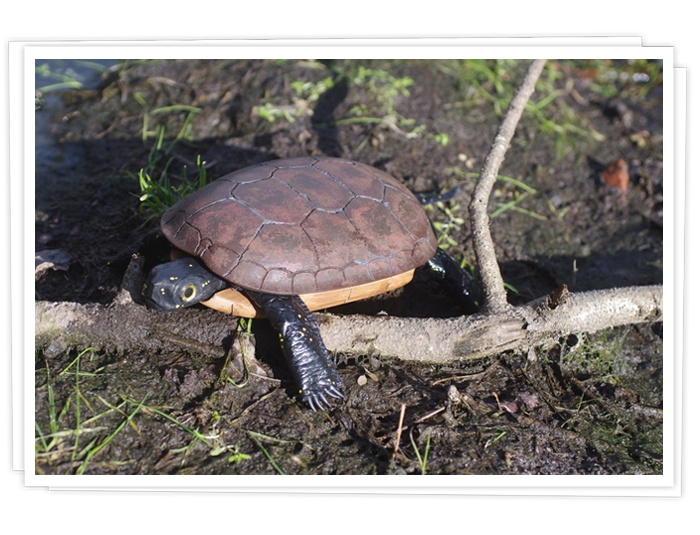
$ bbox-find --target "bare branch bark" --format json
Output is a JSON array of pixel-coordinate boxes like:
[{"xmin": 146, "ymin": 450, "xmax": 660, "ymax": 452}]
[
  {"xmin": 470, "ymin": 59, "xmax": 547, "ymax": 314},
  {"xmin": 35, "ymin": 284, "xmax": 662, "ymax": 363}
]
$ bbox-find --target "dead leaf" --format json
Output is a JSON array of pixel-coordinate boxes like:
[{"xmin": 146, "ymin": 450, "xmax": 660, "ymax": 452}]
[{"xmin": 602, "ymin": 158, "xmax": 629, "ymax": 201}]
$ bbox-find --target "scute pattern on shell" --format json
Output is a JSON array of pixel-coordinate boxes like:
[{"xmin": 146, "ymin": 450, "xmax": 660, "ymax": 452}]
[{"xmin": 161, "ymin": 156, "xmax": 438, "ymax": 295}]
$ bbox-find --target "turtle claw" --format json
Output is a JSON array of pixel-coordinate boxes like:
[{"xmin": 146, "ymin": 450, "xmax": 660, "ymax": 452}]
[
  {"xmin": 304, "ymin": 385, "xmax": 344, "ymax": 412},
  {"xmin": 325, "ymin": 384, "xmax": 345, "ymax": 400},
  {"xmin": 303, "ymin": 391, "xmax": 328, "ymax": 412},
  {"xmin": 305, "ymin": 394, "xmax": 329, "ymax": 412}
]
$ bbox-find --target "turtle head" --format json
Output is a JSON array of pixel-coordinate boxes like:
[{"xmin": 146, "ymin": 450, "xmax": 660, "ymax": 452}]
[{"xmin": 143, "ymin": 257, "xmax": 227, "ymax": 311}]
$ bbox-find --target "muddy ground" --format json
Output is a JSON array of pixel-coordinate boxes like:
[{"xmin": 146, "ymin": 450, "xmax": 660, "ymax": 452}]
[{"xmin": 34, "ymin": 59, "xmax": 663, "ymax": 475}]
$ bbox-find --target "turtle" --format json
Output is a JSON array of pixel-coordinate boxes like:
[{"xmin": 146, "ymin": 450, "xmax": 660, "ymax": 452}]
[{"xmin": 143, "ymin": 156, "xmax": 481, "ymax": 411}]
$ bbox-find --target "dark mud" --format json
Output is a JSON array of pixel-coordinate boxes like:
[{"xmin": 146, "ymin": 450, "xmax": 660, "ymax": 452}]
[{"xmin": 34, "ymin": 59, "xmax": 663, "ymax": 475}]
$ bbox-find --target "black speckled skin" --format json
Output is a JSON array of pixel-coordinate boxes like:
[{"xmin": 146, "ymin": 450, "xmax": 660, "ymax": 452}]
[
  {"xmin": 426, "ymin": 248, "xmax": 482, "ymax": 314},
  {"xmin": 248, "ymin": 291, "xmax": 344, "ymax": 411},
  {"xmin": 143, "ymin": 258, "xmax": 227, "ymax": 311}
]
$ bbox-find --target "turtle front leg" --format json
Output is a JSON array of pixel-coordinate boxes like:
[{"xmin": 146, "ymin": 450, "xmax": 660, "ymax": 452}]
[
  {"xmin": 248, "ymin": 292, "xmax": 344, "ymax": 411},
  {"xmin": 426, "ymin": 248, "xmax": 483, "ymax": 314}
]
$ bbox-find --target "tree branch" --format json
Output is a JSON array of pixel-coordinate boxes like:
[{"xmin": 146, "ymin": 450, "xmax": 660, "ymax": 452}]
[
  {"xmin": 470, "ymin": 59, "xmax": 547, "ymax": 314},
  {"xmin": 35, "ymin": 284, "xmax": 662, "ymax": 363}
]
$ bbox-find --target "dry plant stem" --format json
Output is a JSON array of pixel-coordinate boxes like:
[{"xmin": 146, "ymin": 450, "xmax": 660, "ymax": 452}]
[
  {"xmin": 470, "ymin": 59, "xmax": 547, "ymax": 314},
  {"xmin": 393, "ymin": 404, "xmax": 407, "ymax": 456}
]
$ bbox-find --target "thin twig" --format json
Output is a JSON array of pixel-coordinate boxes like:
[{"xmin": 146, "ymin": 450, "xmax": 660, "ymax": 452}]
[
  {"xmin": 412, "ymin": 406, "xmax": 446, "ymax": 425},
  {"xmin": 396, "ymin": 406, "xmax": 447, "ymax": 437},
  {"xmin": 393, "ymin": 403, "xmax": 407, "ymax": 456},
  {"xmin": 470, "ymin": 59, "xmax": 547, "ymax": 313}
]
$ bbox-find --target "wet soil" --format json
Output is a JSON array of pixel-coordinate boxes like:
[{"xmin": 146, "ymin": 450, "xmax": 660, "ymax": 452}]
[{"xmin": 34, "ymin": 59, "xmax": 663, "ymax": 475}]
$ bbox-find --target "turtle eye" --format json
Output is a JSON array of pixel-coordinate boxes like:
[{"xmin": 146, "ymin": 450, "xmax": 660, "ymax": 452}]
[{"xmin": 180, "ymin": 283, "xmax": 198, "ymax": 303}]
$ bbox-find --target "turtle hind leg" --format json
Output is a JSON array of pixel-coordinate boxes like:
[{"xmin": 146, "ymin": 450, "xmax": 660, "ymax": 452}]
[
  {"xmin": 248, "ymin": 292, "xmax": 344, "ymax": 411},
  {"xmin": 426, "ymin": 248, "xmax": 483, "ymax": 314}
]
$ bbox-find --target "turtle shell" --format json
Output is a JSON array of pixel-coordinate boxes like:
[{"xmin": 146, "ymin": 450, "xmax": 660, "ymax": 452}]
[{"xmin": 161, "ymin": 156, "xmax": 438, "ymax": 296}]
